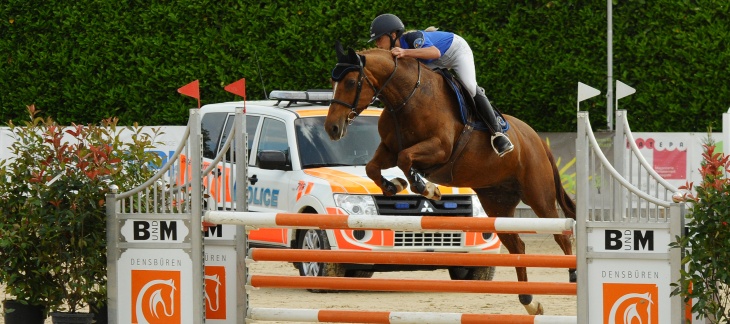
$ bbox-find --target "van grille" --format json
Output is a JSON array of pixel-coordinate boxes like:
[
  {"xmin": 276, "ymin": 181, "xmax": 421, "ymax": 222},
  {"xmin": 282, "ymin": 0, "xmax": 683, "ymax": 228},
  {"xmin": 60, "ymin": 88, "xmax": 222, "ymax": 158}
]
[
  {"xmin": 394, "ymin": 231, "xmax": 463, "ymax": 247},
  {"xmin": 374, "ymin": 195, "xmax": 473, "ymax": 216},
  {"xmin": 375, "ymin": 195, "xmax": 472, "ymax": 248}
]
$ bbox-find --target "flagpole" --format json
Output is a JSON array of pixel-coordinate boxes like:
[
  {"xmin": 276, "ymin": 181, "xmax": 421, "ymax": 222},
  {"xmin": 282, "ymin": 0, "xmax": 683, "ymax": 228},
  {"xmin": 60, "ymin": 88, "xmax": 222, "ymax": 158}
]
[{"xmin": 607, "ymin": 0, "xmax": 614, "ymax": 131}]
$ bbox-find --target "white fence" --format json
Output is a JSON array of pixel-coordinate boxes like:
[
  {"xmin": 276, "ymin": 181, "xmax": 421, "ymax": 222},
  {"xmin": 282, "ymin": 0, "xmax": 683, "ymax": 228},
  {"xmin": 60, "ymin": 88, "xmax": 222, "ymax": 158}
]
[{"xmin": 103, "ymin": 108, "xmax": 688, "ymax": 324}]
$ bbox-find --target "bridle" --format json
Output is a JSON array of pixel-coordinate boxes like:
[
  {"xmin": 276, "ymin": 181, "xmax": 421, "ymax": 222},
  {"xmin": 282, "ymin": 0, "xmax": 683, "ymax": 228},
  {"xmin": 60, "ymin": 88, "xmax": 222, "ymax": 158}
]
[{"xmin": 330, "ymin": 55, "xmax": 421, "ymax": 124}]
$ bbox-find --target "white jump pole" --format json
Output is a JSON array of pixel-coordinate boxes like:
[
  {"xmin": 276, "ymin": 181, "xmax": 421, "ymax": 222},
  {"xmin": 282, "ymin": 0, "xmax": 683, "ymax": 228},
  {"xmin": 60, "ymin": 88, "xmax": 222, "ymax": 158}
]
[{"xmin": 204, "ymin": 211, "xmax": 575, "ymax": 235}]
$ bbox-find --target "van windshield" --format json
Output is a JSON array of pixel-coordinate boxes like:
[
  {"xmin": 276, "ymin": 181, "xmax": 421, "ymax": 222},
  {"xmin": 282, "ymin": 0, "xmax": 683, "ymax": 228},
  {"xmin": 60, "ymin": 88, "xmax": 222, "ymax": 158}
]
[{"xmin": 295, "ymin": 116, "xmax": 380, "ymax": 168}]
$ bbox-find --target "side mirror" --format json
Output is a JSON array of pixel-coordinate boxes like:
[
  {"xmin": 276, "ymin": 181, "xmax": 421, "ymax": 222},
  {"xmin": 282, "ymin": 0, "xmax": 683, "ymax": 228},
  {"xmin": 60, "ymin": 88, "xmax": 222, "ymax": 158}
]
[{"xmin": 257, "ymin": 150, "xmax": 289, "ymax": 170}]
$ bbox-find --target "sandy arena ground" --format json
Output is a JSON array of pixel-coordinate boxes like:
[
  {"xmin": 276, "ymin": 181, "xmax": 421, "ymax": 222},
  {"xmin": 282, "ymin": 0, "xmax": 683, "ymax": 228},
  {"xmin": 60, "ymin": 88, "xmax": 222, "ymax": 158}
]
[
  {"xmin": 246, "ymin": 233, "xmax": 577, "ymax": 323},
  {"xmin": 0, "ymin": 234, "xmax": 576, "ymax": 323}
]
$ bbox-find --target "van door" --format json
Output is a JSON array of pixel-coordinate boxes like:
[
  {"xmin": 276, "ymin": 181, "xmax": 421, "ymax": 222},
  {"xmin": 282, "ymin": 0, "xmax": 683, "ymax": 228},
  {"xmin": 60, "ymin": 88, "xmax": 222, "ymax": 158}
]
[
  {"xmin": 247, "ymin": 117, "xmax": 292, "ymax": 247},
  {"xmin": 201, "ymin": 112, "xmax": 261, "ymax": 209}
]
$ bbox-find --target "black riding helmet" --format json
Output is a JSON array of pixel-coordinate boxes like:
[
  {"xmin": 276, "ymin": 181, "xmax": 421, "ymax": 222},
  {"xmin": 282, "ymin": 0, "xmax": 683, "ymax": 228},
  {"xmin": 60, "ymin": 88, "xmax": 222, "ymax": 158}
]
[{"xmin": 369, "ymin": 14, "xmax": 405, "ymax": 48}]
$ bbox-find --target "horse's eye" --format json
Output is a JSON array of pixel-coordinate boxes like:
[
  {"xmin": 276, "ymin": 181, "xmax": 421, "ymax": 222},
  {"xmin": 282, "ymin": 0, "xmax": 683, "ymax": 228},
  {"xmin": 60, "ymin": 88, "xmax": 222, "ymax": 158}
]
[{"xmin": 345, "ymin": 79, "xmax": 356, "ymax": 89}]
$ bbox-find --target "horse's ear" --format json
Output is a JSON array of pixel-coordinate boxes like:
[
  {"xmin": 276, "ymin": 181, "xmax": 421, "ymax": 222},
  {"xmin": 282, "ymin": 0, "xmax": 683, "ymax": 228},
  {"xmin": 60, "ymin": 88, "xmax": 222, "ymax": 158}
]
[
  {"xmin": 335, "ymin": 41, "xmax": 348, "ymax": 63},
  {"xmin": 346, "ymin": 47, "xmax": 365, "ymax": 66}
]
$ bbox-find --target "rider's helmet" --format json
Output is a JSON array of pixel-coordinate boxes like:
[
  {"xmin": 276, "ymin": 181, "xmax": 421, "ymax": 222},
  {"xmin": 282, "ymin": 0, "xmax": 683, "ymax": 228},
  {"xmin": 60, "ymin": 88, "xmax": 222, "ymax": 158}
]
[{"xmin": 369, "ymin": 14, "xmax": 405, "ymax": 43}]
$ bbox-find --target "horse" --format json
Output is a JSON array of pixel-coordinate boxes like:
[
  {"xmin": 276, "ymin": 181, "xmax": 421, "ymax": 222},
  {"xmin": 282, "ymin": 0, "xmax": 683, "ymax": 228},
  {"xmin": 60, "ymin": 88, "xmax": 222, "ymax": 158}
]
[{"xmin": 324, "ymin": 44, "xmax": 576, "ymax": 315}]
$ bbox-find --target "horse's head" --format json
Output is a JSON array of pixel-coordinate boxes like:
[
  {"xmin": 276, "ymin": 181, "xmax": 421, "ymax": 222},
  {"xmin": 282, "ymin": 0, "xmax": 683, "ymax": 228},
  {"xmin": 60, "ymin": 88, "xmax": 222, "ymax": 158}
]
[{"xmin": 325, "ymin": 42, "xmax": 376, "ymax": 140}]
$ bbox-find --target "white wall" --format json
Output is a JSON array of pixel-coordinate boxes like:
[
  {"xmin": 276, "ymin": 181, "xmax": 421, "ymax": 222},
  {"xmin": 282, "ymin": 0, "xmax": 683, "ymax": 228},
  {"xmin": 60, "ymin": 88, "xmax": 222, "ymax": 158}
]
[
  {"xmin": 0, "ymin": 126, "xmax": 188, "ymax": 170},
  {"xmin": 0, "ymin": 126, "xmax": 722, "ymax": 191}
]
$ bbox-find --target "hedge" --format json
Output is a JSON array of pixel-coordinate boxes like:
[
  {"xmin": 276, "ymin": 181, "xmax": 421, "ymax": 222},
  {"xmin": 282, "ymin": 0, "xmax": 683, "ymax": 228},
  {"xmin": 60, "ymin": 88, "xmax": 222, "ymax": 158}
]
[{"xmin": 1, "ymin": 0, "xmax": 728, "ymax": 131}]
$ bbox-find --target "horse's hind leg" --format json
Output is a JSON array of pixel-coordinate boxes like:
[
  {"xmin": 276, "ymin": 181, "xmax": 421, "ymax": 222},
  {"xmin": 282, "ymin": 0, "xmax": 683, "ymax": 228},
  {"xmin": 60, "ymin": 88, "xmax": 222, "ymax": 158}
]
[
  {"xmin": 476, "ymin": 188, "xmax": 543, "ymax": 315},
  {"xmin": 499, "ymin": 232, "xmax": 544, "ymax": 315},
  {"xmin": 521, "ymin": 178, "xmax": 577, "ymax": 283},
  {"xmin": 553, "ymin": 233, "xmax": 576, "ymax": 282}
]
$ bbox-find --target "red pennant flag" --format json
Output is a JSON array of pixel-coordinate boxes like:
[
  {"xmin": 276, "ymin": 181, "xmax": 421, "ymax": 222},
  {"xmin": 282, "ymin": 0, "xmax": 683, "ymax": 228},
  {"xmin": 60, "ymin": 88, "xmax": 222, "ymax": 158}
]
[
  {"xmin": 224, "ymin": 78, "xmax": 246, "ymax": 99},
  {"xmin": 178, "ymin": 80, "xmax": 201, "ymax": 108},
  {"xmin": 224, "ymin": 78, "xmax": 247, "ymax": 112}
]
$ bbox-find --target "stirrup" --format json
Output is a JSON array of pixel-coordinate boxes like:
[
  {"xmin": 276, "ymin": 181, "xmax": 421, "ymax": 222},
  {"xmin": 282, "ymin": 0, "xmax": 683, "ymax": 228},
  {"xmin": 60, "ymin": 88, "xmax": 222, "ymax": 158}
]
[{"xmin": 491, "ymin": 132, "xmax": 514, "ymax": 157}]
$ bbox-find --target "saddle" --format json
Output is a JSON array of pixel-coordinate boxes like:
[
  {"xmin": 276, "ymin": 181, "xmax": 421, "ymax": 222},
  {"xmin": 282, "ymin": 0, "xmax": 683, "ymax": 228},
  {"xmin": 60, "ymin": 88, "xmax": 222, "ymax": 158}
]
[
  {"xmin": 419, "ymin": 69, "xmax": 509, "ymax": 184},
  {"xmin": 433, "ymin": 68, "xmax": 509, "ymax": 133}
]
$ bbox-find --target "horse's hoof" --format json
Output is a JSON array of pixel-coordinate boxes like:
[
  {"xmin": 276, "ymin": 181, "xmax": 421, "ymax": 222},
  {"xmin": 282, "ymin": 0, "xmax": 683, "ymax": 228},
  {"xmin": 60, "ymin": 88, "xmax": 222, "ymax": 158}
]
[
  {"xmin": 382, "ymin": 181, "xmax": 396, "ymax": 196},
  {"xmin": 413, "ymin": 180, "xmax": 426, "ymax": 194},
  {"xmin": 382, "ymin": 177, "xmax": 408, "ymax": 196},
  {"xmin": 569, "ymin": 269, "xmax": 577, "ymax": 283},
  {"xmin": 392, "ymin": 178, "xmax": 407, "ymax": 193},
  {"xmin": 524, "ymin": 301, "xmax": 544, "ymax": 315},
  {"xmin": 424, "ymin": 183, "xmax": 442, "ymax": 200}
]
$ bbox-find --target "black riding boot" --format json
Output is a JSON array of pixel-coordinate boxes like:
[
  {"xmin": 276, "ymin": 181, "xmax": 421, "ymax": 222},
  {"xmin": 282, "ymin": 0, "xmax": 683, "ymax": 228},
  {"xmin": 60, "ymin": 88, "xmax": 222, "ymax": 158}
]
[{"xmin": 473, "ymin": 88, "xmax": 514, "ymax": 157}]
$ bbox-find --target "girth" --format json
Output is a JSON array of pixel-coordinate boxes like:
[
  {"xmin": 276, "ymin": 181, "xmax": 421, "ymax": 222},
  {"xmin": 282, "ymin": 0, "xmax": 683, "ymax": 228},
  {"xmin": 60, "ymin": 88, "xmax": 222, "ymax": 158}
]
[{"xmin": 419, "ymin": 115, "xmax": 476, "ymax": 185}]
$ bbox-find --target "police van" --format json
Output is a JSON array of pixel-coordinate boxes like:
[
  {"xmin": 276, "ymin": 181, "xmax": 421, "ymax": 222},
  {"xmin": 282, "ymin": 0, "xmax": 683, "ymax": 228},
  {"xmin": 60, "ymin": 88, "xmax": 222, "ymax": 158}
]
[{"xmin": 199, "ymin": 90, "xmax": 502, "ymax": 281}]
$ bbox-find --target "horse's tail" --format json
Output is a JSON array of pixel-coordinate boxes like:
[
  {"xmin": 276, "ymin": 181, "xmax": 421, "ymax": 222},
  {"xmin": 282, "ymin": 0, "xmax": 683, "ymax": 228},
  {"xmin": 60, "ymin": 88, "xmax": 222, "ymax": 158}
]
[{"xmin": 544, "ymin": 142, "xmax": 576, "ymax": 220}]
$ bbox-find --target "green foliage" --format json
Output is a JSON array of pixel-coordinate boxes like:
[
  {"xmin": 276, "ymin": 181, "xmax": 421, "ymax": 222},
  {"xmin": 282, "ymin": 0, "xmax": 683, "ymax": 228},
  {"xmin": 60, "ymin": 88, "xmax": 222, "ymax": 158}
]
[
  {"xmin": 671, "ymin": 140, "xmax": 730, "ymax": 322},
  {"xmin": 1, "ymin": 1, "xmax": 729, "ymax": 131},
  {"xmin": 0, "ymin": 105, "xmax": 162, "ymax": 313}
]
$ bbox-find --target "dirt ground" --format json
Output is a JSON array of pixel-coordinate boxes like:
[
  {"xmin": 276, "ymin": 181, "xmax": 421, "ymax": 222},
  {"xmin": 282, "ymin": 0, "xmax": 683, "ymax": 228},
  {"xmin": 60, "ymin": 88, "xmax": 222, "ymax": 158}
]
[
  {"xmin": 246, "ymin": 233, "xmax": 577, "ymax": 323},
  {"xmin": 0, "ymin": 234, "xmax": 576, "ymax": 324}
]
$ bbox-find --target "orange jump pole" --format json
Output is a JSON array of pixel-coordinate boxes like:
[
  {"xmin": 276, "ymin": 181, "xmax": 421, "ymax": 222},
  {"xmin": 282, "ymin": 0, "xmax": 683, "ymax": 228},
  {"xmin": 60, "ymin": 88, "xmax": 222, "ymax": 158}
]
[
  {"xmin": 205, "ymin": 211, "xmax": 575, "ymax": 234},
  {"xmin": 249, "ymin": 307, "xmax": 578, "ymax": 324},
  {"xmin": 249, "ymin": 275, "xmax": 577, "ymax": 295},
  {"xmin": 249, "ymin": 248, "xmax": 577, "ymax": 268}
]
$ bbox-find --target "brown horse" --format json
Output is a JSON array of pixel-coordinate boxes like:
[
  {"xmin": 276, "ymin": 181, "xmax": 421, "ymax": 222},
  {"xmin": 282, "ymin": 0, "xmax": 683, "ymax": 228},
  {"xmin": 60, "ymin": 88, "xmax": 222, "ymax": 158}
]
[{"xmin": 324, "ymin": 45, "xmax": 576, "ymax": 315}]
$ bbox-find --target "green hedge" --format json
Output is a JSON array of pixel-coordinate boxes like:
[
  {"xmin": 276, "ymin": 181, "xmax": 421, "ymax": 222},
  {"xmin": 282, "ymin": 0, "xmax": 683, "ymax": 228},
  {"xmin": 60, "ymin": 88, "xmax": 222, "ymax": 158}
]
[{"xmin": 1, "ymin": 0, "xmax": 728, "ymax": 131}]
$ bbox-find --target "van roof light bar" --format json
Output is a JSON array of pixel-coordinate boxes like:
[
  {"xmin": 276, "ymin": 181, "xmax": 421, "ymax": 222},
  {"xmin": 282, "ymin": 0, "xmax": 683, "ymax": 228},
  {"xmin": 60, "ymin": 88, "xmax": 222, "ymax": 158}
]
[{"xmin": 269, "ymin": 89, "xmax": 333, "ymax": 107}]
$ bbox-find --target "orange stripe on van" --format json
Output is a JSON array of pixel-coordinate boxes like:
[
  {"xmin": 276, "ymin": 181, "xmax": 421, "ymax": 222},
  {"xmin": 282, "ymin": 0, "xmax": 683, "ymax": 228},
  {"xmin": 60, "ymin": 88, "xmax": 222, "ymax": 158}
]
[
  {"xmin": 302, "ymin": 169, "xmax": 347, "ymax": 193},
  {"xmin": 440, "ymin": 186, "xmax": 475, "ymax": 194},
  {"xmin": 295, "ymin": 180, "xmax": 305, "ymax": 202},
  {"xmin": 303, "ymin": 168, "xmax": 381, "ymax": 194},
  {"xmin": 295, "ymin": 109, "xmax": 382, "ymax": 117}
]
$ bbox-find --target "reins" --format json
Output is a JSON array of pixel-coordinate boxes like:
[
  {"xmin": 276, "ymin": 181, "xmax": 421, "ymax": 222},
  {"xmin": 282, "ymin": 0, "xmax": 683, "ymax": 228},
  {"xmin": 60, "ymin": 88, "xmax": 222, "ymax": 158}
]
[
  {"xmin": 381, "ymin": 58, "xmax": 421, "ymax": 114},
  {"xmin": 330, "ymin": 55, "xmax": 421, "ymax": 125}
]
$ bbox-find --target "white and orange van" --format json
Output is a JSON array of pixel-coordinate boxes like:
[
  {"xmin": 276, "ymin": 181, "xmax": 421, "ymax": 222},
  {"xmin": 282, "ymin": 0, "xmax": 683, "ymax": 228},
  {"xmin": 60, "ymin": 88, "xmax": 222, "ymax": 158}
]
[{"xmin": 199, "ymin": 90, "xmax": 502, "ymax": 281}]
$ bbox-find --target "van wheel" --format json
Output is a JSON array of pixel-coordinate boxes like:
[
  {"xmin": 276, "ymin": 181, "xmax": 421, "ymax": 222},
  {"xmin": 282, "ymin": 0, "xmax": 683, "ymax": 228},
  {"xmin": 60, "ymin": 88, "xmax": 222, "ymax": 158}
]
[
  {"xmin": 296, "ymin": 229, "xmax": 346, "ymax": 292},
  {"xmin": 448, "ymin": 266, "xmax": 496, "ymax": 281},
  {"xmin": 345, "ymin": 270, "xmax": 374, "ymax": 278}
]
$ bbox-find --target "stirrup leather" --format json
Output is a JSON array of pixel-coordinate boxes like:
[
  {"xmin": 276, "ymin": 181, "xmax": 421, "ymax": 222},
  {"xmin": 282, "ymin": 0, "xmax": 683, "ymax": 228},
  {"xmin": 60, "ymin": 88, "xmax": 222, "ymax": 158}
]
[{"xmin": 491, "ymin": 132, "xmax": 514, "ymax": 157}]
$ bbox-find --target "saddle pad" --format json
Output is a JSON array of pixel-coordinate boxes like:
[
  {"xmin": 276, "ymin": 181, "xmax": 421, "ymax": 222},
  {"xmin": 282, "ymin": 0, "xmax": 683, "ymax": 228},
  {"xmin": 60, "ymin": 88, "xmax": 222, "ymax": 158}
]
[{"xmin": 436, "ymin": 69, "xmax": 510, "ymax": 133}]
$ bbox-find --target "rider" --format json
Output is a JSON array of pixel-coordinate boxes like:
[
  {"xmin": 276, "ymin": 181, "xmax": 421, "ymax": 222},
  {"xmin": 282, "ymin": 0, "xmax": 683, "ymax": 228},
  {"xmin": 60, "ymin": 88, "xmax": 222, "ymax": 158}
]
[{"xmin": 368, "ymin": 13, "xmax": 514, "ymax": 157}]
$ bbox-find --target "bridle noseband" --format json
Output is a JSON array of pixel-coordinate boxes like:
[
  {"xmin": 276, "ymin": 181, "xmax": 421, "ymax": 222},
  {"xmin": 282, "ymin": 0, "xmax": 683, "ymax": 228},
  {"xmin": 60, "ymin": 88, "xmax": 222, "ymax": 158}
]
[{"xmin": 331, "ymin": 55, "xmax": 421, "ymax": 124}]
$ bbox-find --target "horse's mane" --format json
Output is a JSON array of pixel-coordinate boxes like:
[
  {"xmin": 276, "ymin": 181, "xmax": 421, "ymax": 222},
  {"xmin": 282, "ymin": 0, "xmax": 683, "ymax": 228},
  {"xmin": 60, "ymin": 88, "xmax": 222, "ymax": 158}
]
[
  {"xmin": 358, "ymin": 48, "xmax": 390, "ymax": 55},
  {"xmin": 357, "ymin": 48, "xmax": 423, "ymax": 70}
]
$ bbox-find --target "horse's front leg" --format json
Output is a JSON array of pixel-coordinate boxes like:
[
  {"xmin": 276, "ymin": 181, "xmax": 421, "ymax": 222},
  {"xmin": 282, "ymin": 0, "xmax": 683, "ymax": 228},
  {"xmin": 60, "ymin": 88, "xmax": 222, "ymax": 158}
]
[
  {"xmin": 365, "ymin": 143, "xmax": 407, "ymax": 196},
  {"xmin": 397, "ymin": 138, "xmax": 448, "ymax": 200}
]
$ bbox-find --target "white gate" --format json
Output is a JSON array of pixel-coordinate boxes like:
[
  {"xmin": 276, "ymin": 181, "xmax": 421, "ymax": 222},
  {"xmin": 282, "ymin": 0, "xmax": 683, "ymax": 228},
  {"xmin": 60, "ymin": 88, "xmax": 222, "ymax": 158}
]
[
  {"xmin": 575, "ymin": 110, "xmax": 684, "ymax": 323},
  {"xmin": 106, "ymin": 108, "xmax": 248, "ymax": 324}
]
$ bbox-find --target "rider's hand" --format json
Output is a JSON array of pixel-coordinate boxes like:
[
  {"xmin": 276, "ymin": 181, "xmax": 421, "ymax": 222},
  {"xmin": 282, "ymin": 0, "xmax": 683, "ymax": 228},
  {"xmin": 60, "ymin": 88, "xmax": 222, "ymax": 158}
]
[{"xmin": 391, "ymin": 47, "xmax": 405, "ymax": 58}]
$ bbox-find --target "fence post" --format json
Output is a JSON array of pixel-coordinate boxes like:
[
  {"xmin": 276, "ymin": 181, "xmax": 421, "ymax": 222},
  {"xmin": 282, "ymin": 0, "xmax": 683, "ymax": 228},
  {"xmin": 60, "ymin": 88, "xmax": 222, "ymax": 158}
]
[
  {"xmin": 190, "ymin": 109, "xmax": 205, "ymax": 323},
  {"xmin": 235, "ymin": 106, "xmax": 248, "ymax": 323},
  {"xmin": 575, "ymin": 111, "xmax": 589, "ymax": 323}
]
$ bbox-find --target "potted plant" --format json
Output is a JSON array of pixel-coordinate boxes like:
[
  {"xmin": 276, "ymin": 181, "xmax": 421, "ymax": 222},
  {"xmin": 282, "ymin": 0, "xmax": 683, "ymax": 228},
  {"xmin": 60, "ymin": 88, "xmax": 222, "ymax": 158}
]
[
  {"xmin": 0, "ymin": 105, "xmax": 161, "ymax": 323},
  {"xmin": 671, "ymin": 138, "xmax": 730, "ymax": 323}
]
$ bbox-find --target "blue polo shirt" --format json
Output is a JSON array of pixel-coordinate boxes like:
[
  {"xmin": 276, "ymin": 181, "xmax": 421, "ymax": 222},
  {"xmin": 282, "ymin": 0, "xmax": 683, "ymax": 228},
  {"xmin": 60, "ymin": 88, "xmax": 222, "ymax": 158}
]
[{"xmin": 399, "ymin": 31, "xmax": 454, "ymax": 64}]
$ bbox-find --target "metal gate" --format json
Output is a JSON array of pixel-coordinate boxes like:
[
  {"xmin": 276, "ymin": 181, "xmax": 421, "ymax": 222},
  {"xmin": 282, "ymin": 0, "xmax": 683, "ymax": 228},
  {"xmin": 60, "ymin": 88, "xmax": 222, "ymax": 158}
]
[{"xmin": 106, "ymin": 108, "xmax": 247, "ymax": 324}]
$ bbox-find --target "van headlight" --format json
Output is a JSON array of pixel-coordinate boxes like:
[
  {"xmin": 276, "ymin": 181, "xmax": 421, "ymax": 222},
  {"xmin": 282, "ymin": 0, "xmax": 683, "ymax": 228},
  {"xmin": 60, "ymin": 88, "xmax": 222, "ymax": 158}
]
[
  {"xmin": 334, "ymin": 194, "xmax": 377, "ymax": 215},
  {"xmin": 472, "ymin": 195, "xmax": 487, "ymax": 217}
]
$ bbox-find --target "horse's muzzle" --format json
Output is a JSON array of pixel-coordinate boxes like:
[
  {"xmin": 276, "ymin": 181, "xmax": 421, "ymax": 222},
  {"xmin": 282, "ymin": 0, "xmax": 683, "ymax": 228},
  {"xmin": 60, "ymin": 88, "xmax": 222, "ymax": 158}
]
[{"xmin": 325, "ymin": 120, "xmax": 346, "ymax": 141}]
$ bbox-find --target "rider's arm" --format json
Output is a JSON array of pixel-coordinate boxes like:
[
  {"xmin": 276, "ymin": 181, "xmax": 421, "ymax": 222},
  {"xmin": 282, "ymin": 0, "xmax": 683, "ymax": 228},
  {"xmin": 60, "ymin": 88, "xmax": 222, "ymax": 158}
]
[{"xmin": 391, "ymin": 46, "xmax": 441, "ymax": 60}]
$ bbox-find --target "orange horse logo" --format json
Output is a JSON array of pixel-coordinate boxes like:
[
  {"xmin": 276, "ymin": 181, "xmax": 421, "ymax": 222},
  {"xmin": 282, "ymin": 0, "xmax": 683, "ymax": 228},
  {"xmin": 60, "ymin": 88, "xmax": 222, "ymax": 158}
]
[
  {"xmin": 603, "ymin": 283, "xmax": 659, "ymax": 324},
  {"xmin": 131, "ymin": 270, "xmax": 181, "ymax": 324},
  {"xmin": 205, "ymin": 266, "xmax": 227, "ymax": 319}
]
